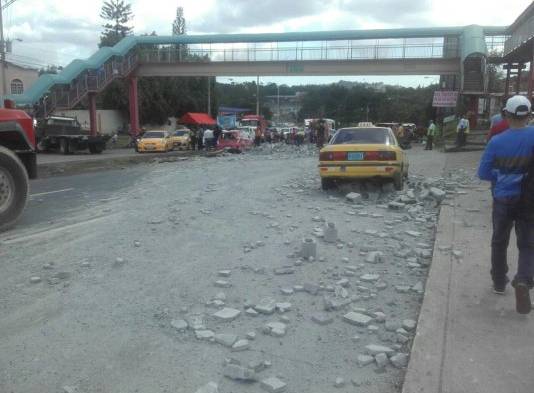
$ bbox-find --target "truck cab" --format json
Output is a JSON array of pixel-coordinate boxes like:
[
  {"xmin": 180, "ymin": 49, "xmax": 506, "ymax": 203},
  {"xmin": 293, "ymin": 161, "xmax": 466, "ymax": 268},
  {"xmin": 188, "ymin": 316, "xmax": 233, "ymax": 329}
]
[{"xmin": 0, "ymin": 103, "xmax": 37, "ymax": 231}]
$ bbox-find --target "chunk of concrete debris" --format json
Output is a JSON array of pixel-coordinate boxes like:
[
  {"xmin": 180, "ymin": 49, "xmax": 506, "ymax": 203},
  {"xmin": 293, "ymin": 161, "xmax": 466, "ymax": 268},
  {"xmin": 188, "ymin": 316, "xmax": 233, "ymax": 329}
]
[
  {"xmin": 300, "ymin": 238, "xmax": 317, "ymax": 259},
  {"xmin": 390, "ymin": 353, "xmax": 409, "ymax": 368},
  {"xmin": 343, "ymin": 312, "xmax": 373, "ymax": 326},
  {"xmin": 214, "ymin": 334, "xmax": 238, "ymax": 347},
  {"xmin": 276, "ymin": 302, "xmax": 292, "ymax": 313},
  {"xmin": 395, "ymin": 285, "xmax": 411, "ymax": 293},
  {"xmin": 170, "ymin": 319, "xmax": 188, "ymax": 331},
  {"xmin": 214, "ymin": 280, "xmax": 232, "ymax": 288},
  {"xmin": 30, "ymin": 276, "xmax": 42, "ymax": 284},
  {"xmin": 388, "ymin": 201, "xmax": 406, "ymax": 210},
  {"xmin": 365, "ymin": 344, "xmax": 395, "ymax": 356},
  {"xmin": 246, "ymin": 331, "xmax": 257, "ymax": 340},
  {"xmin": 194, "ymin": 382, "xmax": 219, "ymax": 393},
  {"xmin": 357, "ymin": 355, "xmax": 375, "ymax": 367},
  {"xmin": 63, "ymin": 386, "xmax": 77, "ymax": 393},
  {"xmin": 337, "ymin": 278, "xmax": 350, "ymax": 288},
  {"xmin": 346, "ymin": 192, "xmax": 362, "ymax": 203},
  {"xmin": 405, "ymin": 230, "xmax": 422, "ymax": 238},
  {"xmin": 412, "ymin": 281, "xmax": 424, "ymax": 293},
  {"xmin": 260, "ymin": 376, "xmax": 287, "ymax": 392},
  {"xmin": 218, "ymin": 270, "xmax": 232, "ymax": 277},
  {"xmin": 264, "ymin": 322, "xmax": 287, "ymax": 337},
  {"xmin": 274, "ymin": 267, "xmax": 296, "ymax": 275},
  {"xmin": 365, "ymin": 251, "xmax": 384, "ymax": 264},
  {"xmin": 430, "ymin": 187, "xmax": 446, "ymax": 201},
  {"xmin": 255, "ymin": 298, "xmax": 277, "ymax": 315},
  {"xmin": 452, "ymin": 250, "xmax": 463, "ymax": 259},
  {"xmin": 402, "ymin": 319, "xmax": 417, "ymax": 331},
  {"xmin": 232, "ymin": 339, "xmax": 250, "ymax": 352},
  {"xmin": 311, "ymin": 313, "xmax": 334, "ymax": 325},
  {"xmin": 280, "ymin": 288, "xmax": 294, "ymax": 295},
  {"xmin": 195, "ymin": 330, "xmax": 215, "ymax": 340},
  {"xmin": 324, "ymin": 222, "xmax": 338, "ymax": 243},
  {"xmin": 385, "ymin": 320, "xmax": 401, "ymax": 332},
  {"xmin": 334, "ymin": 377, "xmax": 345, "ymax": 388},
  {"xmin": 213, "ymin": 308, "xmax": 241, "ymax": 321},
  {"xmin": 246, "ymin": 308, "xmax": 259, "ymax": 317},
  {"xmin": 223, "ymin": 364, "xmax": 257, "ymax": 381},
  {"xmin": 304, "ymin": 282, "xmax": 320, "ymax": 295},
  {"xmin": 360, "ymin": 274, "xmax": 380, "ymax": 282},
  {"xmin": 375, "ymin": 353, "xmax": 389, "ymax": 368}
]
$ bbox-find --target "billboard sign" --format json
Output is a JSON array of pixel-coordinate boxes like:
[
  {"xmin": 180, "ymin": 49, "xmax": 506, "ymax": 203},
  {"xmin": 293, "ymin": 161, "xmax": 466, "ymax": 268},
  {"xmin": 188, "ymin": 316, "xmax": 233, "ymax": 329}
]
[{"xmin": 432, "ymin": 91, "xmax": 459, "ymax": 107}]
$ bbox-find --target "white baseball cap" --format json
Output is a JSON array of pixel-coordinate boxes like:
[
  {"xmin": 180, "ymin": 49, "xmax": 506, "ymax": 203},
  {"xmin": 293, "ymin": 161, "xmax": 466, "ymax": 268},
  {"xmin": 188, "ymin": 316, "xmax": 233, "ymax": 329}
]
[{"xmin": 504, "ymin": 95, "xmax": 532, "ymax": 116}]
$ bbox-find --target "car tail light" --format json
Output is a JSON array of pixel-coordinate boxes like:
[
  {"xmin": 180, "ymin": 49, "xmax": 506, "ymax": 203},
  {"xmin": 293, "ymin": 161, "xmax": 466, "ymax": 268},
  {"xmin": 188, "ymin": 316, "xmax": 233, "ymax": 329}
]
[
  {"xmin": 364, "ymin": 151, "xmax": 396, "ymax": 161},
  {"xmin": 320, "ymin": 151, "xmax": 347, "ymax": 161}
]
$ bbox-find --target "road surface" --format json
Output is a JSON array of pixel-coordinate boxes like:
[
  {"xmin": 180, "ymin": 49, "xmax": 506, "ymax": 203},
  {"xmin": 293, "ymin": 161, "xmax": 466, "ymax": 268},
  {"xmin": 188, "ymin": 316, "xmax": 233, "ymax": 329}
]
[{"xmin": 1, "ymin": 145, "xmax": 447, "ymax": 393}]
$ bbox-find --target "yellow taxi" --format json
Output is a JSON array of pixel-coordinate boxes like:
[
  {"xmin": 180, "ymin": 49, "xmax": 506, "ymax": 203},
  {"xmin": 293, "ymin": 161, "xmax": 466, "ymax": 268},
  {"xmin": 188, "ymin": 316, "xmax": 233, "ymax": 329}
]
[
  {"xmin": 319, "ymin": 126, "xmax": 408, "ymax": 190},
  {"xmin": 136, "ymin": 130, "xmax": 174, "ymax": 153},
  {"xmin": 170, "ymin": 128, "xmax": 191, "ymax": 150}
]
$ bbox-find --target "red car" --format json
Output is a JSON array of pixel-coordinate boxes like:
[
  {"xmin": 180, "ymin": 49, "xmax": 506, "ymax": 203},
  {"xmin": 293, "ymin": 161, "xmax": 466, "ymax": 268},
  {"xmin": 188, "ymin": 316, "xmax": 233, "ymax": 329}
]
[{"xmin": 218, "ymin": 129, "xmax": 253, "ymax": 152}]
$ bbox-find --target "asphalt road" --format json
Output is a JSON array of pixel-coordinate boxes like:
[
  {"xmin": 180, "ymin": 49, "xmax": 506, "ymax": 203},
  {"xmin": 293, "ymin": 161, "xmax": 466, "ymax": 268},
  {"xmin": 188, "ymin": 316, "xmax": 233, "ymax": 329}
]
[{"xmin": 0, "ymin": 144, "xmax": 447, "ymax": 393}]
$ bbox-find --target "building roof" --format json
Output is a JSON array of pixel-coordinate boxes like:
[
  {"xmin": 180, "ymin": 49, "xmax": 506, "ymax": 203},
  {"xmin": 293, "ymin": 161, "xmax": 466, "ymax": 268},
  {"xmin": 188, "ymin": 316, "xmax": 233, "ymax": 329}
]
[{"xmin": 179, "ymin": 112, "xmax": 216, "ymax": 125}]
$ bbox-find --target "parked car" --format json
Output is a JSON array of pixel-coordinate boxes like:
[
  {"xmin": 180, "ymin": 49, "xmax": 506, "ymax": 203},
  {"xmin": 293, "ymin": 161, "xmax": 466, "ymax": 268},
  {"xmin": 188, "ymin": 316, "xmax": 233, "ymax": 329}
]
[
  {"xmin": 218, "ymin": 129, "xmax": 254, "ymax": 152},
  {"xmin": 136, "ymin": 130, "xmax": 174, "ymax": 153},
  {"xmin": 318, "ymin": 126, "xmax": 408, "ymax": 190},
  {"xmin": 170, "ymin": 128, "xmax": 191, "ymax": 150}
]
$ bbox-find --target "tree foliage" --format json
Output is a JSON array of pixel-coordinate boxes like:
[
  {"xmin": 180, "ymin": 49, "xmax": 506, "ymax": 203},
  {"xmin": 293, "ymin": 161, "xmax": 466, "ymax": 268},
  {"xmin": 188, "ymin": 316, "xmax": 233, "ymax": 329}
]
[{"xmin": 99, "ymin": 0, "xmax": 134, "ymax": 48}]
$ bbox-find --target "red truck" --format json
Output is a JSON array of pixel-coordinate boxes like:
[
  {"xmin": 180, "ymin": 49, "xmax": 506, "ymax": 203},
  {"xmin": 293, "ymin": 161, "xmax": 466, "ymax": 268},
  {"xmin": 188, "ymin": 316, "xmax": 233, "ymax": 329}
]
[
  {"xmin": 240, "ymin": 115, "xmax": 267, "ymax": 139},
  {"xmin": 0, "ymin": 101, "xmax": 37, "ymax": 231}
]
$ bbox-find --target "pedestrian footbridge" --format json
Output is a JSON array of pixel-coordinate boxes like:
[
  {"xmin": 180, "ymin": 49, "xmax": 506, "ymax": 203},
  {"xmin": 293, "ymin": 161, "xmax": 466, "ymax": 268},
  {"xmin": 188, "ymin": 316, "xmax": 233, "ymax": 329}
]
[{"xmin": 5, "ymin": 25, "xmax": 508, "ymax": 135}]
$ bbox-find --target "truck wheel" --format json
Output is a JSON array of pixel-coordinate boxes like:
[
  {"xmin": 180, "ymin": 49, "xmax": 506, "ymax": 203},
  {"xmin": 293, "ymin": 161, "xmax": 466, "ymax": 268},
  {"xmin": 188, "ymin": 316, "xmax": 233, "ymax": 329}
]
[
  {"xmin": 89, "ymin": 144, "xmax": 103, "ymax": 154},
  {"xmin": 59, "ymin": 139, "xmax": 70, "ymax": 155},
  {"xmin": 68, "ymin": 139, "xmax": 78, "ymax": 153},
  {"xmin": 0, "ymin": 146, "xmax": 29, "ymax": 232}
]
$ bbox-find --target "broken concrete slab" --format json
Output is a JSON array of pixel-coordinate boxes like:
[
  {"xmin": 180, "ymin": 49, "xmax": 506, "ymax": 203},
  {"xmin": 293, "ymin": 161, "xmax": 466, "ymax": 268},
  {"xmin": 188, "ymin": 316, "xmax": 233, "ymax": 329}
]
[
  {"xmin": 255, "ymin": 298, "xmax": 277, "ymax": 315},
  {"xmin": 343, "ymin": 312, "xmax": 373, "ymax": 326},
  {"xmin": 264, "ymin": 322, "xmax": 287, "ymax": 337},
  {"xmin": 232, "ymin": 339, "xmax": 250, "ymax": 352},
  {"xmin": 311, "ymin": 313, "xmax": 334, "ymax": 325},
  {"xmin": 346, "ymin": 192, "xmax": 362, "ymax": 203},
  {"xmin": 170, "ymin": 319, "xmax": 188, "ymax": 331},
  {"xmin": 214, "ymin": 334, "xmax": 238, "ymax": 347},
  {"xmin": 365, "ymin": 344, "xmax": 395, "ymax": 356},
  {"xmin": 214, "ymin": 280, "xmax": 232, "ymax": 288},
  {"xmin": 223, "ymin": 364, "xmax": 257, "ymax": 381},
  {"xmin": 402, "ymin": 319, "xmax": 417, "ymax": 331},
  {"xmin": 365, "ymin": 251, "xmax": 384, "ymax": 264},
  {"xmin": 195, "ymin": 330, "xmax": 215, "ymax": 340},
  {"xmin": 357, "ymin": 355, "xmax": 375, "ymax": 367},
  {"xmin": 275, "ymin": 302, "xmax": 292, "ymax": 313},
  {"xmin": 304, "ymin": 282, "xmax": 320, "ymax": 295},
  {"xmin": 213, "ymin": 308, "xmax": 241, "ymax": 321},
  {"xmin": 218, "ymin": 270, "xmax": 232, "ymax": 277},
  {"xmin": 375, "ymin": 353, "xmax": 389, "ymax": 368},
  {"xmin": 360, "ymin": 274, "xmax": 380, "ymax": 282},
  {"xmin": 390, "ymin": 353, "xmax": 409, "ymax": 368},
  {"xmin": 260, "ymin": 376, "xmax": 287, "ymax": 392}
]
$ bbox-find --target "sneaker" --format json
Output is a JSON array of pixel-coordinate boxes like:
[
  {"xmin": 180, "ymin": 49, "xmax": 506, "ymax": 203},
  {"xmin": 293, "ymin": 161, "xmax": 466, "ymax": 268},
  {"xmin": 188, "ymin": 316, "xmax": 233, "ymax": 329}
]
[
  {"xmin": 493, "ymin": 284, "xmax": 506, "ymax": 295},
  {"xmin": 513, "ymin": 282, "xmax": 532, "ymax": 314}
]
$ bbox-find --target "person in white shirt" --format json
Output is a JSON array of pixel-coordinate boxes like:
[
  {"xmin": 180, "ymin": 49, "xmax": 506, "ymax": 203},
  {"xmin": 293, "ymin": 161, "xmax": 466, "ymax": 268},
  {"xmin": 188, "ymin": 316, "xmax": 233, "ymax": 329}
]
[
  {"xmin": 456, "ymin": 114, "xmax": 470, "ymax": 147},
  {"xmin": 203, "ymin": 128, "xmax": 214, "ymax": 149}
]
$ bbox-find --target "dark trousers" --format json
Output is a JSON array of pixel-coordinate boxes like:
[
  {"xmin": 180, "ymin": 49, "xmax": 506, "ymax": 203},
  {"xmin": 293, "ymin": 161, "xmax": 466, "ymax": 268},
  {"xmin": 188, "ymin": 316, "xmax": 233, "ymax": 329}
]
[
  {"xmin": 190, "ymin": 136, "xmax": 197, "ymax": 150},
  {"xmin": 491, "ymin": 199, "xmax": 534, "ymax": 286},
  {"xmin": 425, "ymin": 135, "xmax": 433, "ymax": 150},
  {"xmin": 456, "ymin": 130, "xmax": 467, "ymax": 147}
]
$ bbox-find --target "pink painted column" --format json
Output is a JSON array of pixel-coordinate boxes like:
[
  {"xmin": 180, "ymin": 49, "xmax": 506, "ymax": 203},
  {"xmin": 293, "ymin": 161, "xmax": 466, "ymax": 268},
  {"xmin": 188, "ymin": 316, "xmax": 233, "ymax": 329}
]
[
  {"xmin": 88, "ymin": 93, "xmax": 97, "ymax": 136},
  {"xmin": 129, "ymin": 76, "xmax": 140, "ymax": 136}
]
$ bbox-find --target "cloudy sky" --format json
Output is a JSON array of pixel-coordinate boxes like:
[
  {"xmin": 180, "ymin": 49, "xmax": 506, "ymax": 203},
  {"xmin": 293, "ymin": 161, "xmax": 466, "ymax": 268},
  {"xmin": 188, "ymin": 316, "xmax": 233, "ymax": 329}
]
[{"xmin": 3, "ymin": 0, "xmax": 531, "ymax": 86}]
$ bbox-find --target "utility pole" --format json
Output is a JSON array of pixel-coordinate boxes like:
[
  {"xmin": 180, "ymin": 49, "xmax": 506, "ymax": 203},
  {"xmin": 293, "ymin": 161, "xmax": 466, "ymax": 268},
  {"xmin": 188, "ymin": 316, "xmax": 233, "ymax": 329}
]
[
  {"xmin": 277, "ymin": 84, "xmax": 280, "ymax": 124},
  {"xmin": 207, "ymin": 76, "xmax": 211, "ymax": 116},
  {"xmin": 0, "ymin": 0, "xmax": 6, "ymax": 99},
  {"xmin": 256, "ymin": 75, "xmax": 260, "ymax": 116}
]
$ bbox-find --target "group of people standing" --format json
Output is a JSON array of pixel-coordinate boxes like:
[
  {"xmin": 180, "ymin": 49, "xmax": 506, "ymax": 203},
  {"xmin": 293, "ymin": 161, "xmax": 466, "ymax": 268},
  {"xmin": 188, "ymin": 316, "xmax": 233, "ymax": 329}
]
[{"xmin": 189, "ymin": 125, "xmax": 222, "ymax": 151}]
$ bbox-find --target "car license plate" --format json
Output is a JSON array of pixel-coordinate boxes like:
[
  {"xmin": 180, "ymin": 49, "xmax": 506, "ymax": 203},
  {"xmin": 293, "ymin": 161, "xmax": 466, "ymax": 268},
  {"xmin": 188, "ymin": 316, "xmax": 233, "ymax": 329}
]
[
  {"xmin": 348, "ymin": 152, "xmax": 364, "ymax": 161},
  {"xmin": 146, "ymin": 145, "xmax": 155, "ymax": 150}
]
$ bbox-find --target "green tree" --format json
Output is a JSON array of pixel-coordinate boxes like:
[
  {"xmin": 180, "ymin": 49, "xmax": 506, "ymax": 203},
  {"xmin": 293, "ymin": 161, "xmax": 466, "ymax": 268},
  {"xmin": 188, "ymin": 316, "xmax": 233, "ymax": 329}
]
[{"xmin": 99, "ymin": 0, "xmax": 134, "ymax": 48}]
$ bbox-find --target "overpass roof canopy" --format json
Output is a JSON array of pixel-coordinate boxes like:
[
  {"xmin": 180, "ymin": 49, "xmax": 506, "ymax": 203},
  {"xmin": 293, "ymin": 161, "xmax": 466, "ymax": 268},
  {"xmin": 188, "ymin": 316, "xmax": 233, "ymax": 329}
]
[
  {"xmin": 503, "ymin": 2, "xmax": 534, "ymax": 62},
  {"xmin": 6, "ymin": 25, "xmax": 508, "ymax": 107}
]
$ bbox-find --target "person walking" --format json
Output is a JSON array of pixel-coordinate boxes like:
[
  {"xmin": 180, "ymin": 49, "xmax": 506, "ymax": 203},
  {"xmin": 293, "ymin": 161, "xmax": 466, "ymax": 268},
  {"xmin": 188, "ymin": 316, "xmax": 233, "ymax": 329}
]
[
  {"xmin": 487, "ymin": 109, "xmax": 509, "ymax": 141},
  {"xmin": 190, "ymin": 128, "xmax": 197, "ymax": 151},
  {"xmin": 254, "ymin": 127, "xmax": 262, "ymax": 147},
  {"xmin": 426, "ymin": 120, "xmax": 436, "ymax": 150},
  {"xmin": 197, "ymin": 127, "xmax": 204, "ymax": 151},
  {"xmin": 203, "ymin": 128, "xmax": 214, "ymax": 150},
  {"xmin": 316, "ymin": 120, "xmax": 326, "ymax": 149},
  {"xmin": 478, "ymin": 95, "xmax": 534, "ymax": 314},
  {"xmin": 456, "ymin": 114, "xmax": 470, "ymax": 148}
]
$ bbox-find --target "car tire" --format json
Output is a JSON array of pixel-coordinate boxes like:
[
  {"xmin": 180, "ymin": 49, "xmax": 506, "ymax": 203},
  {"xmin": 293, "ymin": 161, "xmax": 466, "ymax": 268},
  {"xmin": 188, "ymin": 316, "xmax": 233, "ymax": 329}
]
[
  {"xmin": 394, "ymin": 172, "xmax": 404, "ymax": 191},
  {"xmin": 321, "ymin": 178, "xmax": 335, "ymax": 190}
]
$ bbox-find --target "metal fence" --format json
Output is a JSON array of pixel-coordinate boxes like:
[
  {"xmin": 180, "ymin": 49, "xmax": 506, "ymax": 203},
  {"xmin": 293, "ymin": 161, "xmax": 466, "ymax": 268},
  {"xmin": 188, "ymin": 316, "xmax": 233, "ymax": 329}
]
[{"xmin": 138, "ymin": 40, "xmax": 458, "ymax": 64}]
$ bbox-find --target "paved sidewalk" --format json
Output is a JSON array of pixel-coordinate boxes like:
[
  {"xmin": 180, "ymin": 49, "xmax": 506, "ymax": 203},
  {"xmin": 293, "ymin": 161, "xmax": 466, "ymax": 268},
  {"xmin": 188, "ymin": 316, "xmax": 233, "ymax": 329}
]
[{"xmin": 403, "ymin": 151, "xmax": 534, "ymax": 393}]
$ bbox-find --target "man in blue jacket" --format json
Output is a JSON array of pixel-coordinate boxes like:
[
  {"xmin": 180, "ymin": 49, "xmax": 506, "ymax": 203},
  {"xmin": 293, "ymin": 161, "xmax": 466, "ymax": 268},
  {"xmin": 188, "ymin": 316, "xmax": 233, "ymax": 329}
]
[{"xmin": 478, "ymin": 95, "xmax": 534, "ymax": 314}]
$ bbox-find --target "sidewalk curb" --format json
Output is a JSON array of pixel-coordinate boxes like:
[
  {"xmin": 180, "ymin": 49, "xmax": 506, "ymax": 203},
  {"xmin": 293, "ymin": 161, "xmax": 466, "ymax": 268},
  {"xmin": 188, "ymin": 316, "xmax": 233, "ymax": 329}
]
[
  {"xmin": 402, "ymin": 203, "xmax": 456, "ymax": 393},
  {"xmin": 36, "ymin": 150, "xmax": 196, "ymax": 178}
]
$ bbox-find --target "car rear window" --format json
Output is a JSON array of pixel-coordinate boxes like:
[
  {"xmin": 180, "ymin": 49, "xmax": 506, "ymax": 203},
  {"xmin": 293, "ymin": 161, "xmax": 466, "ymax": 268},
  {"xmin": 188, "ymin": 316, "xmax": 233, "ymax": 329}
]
[
  {"xmin": 143, "ymin": 131, "xmax": 165, "ymax": 138},
  {"xmin": 331, "ymin": 128, "xmax": 393, "ymax": 145},
  {"xmin": 174, "ymin": 131, "xmax": 187, "ymax": 136}
]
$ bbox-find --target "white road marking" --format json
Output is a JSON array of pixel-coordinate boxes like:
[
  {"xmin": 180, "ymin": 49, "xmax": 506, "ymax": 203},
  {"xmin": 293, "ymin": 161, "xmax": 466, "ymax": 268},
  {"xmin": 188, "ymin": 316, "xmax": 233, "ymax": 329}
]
[{"xmin": 29, "ymin": 188, "xmax": 74, "ymax": 198}]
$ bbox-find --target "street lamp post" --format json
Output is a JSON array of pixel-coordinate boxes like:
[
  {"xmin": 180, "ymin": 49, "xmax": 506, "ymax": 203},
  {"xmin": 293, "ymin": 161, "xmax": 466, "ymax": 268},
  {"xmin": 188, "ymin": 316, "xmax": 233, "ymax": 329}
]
[
  {"xmin": 277, "ymin": 84, "xmax": 280, "ymax": 124},
  {"xmin": 256, "ymin": 75, "xmax": 260, "ymax": 116}
]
